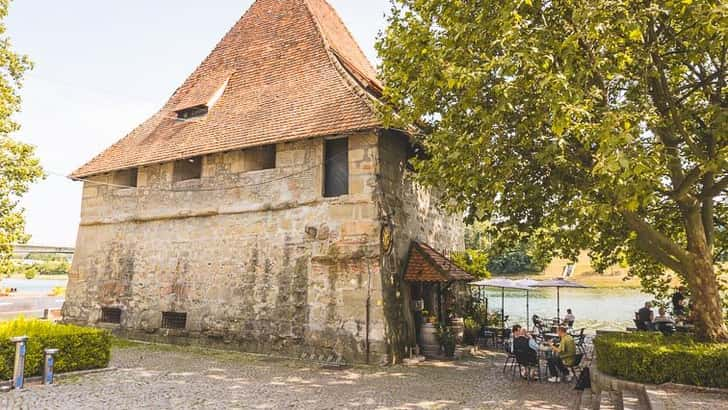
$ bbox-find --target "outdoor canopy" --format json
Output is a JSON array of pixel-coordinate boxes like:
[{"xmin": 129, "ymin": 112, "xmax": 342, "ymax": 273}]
[
  {"xmin": 514, "ymin": 279, "xmax": 539, "ymax": 328},
  {"xmin": 469, "ymin": 277, "xmax": 589, "ymax": 328},
  {"xmin": 469, "ymin": 278, "xmax": 530, "ymax": 328},
  {"xmin": 528, "ymin": 278, "xmax": 589, "ymax": 321}
]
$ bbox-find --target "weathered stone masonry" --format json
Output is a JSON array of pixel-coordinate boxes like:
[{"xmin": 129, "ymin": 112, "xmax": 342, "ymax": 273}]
[
  {"xmin": 64, "ymin": 0, "xmax": 465, "ymax": 364},
  {"xmin": 64, "ymin": 131, "xmax": 463, "ymax": 363}
]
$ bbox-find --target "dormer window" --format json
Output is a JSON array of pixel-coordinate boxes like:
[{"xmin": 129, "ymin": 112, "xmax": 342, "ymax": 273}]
[
  {"xmin": 173, "ymin": 75, "xmax": 230, "ymax": 121},
  {"xmin": 176, "ymin": 105, "xmax": 209, "ymax": 120}
]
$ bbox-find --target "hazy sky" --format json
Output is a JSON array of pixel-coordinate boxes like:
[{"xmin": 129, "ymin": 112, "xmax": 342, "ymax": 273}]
[{"xmin": 7, "ymin": 0, "xmax": 391, "ymax": 247}]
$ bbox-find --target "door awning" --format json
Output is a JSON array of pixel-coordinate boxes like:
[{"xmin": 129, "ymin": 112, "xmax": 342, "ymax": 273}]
[{"xmin": 404, "ymin": 242, "xmax": 474, "ymax": 283}]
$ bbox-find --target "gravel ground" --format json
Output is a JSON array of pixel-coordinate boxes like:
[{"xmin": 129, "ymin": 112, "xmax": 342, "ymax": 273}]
[{"xmin": 0, "ymin": 343, "xmax": 578, "ymax": 409}]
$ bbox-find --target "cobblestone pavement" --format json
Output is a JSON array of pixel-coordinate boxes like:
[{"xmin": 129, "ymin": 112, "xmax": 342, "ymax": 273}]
[{"xmin": 0, "ymin": 344, "xmax": 577, "ymax": 409}]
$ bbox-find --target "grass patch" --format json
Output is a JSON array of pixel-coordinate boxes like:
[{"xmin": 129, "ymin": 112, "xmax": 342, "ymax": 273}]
[{"xmin": 110, "ymin": 336, "xmax": 144, "ymax": 349}]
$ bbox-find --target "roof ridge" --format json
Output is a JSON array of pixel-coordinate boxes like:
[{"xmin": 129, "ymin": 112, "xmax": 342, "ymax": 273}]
[
  {"xmin": 71, "ymin": 0, "xmax": 383, "ymax": 178},
  {"xmin": 306, "ymin": 0, "xmax": 379, "ymax": 79},
  {"xmin": 301, "ymin": 0, "xmax": 380, "ymax": 118}
]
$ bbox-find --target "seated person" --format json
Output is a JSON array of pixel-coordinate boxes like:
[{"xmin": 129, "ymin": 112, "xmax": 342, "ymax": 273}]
[
  {"xmin": 636, "ymin": 302, "xmax": 654, "ymax": 330},
  {"xmin": 653, "ymin": 307, "xmax": 674, "ymax": 324},
  {"xmin": 563, "ymin": 309, "xmax": 575, "ymax": 327},
  {"xmin": 671, "ymin": 286, "xmax": 687, "ymax": 317},
  {"xmin": 547, "ymin": 326, "xmax": 576, "ymax": 383},
  {"xmin": 513, "ymin": 328, "xmax": 539, "ymax": 378},
  {"xmin": 507, "ymin": 324, "xmax": 521, "ymax": 353}
]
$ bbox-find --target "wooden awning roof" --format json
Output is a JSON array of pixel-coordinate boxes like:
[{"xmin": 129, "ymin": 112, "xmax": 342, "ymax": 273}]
[{"xmin": 404, "ymin": 242, "xmax": 474, "ymax": 283}]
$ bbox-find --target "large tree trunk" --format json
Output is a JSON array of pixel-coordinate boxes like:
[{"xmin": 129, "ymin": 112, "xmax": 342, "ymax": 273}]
[
  {"xmin": 682, "ymin": 204, "xmax": 728, "ymax": 342},
  {"xmin": 686, "ymin": 255, "xmax": 728, "ymax": 342}
]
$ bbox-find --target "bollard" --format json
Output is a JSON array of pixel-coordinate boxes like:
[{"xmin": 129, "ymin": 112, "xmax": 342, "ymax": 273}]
[
  {"xmin": 10, "ymin": 336, "xmax": 28, "ymax": 389},
  {"xmin": 43, "ymin": 349, "xmax": 60, "ymax": 385}
]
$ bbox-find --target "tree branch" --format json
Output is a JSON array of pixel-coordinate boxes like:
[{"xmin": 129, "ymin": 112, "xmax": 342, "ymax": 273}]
[
  {"xmin": 634, "ymin": 234, "xmax": 685, "ymax": 274},
  {"xmin": 671, "ymin": 165, "xmax": 702, "ymax": 201},
  {"xmin": 622, "ymin": 211, "xmax": 690, "ymax": 264},
  {"xmin": 702, "ymin": 176, "xmax": 728, "ymax": 198}
]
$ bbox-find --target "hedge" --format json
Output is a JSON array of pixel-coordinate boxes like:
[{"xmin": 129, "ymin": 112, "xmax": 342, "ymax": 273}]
[
  {"xmin": 594, "ymin": 332, "xmax": 728, "ymax": 388},
  {"xmin": 0, "ymin": 317, "xmax": 111, "ymax": 380}
]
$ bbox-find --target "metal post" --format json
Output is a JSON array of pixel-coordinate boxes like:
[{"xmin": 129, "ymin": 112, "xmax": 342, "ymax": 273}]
[
  {"xmin": 557, "ymin": 287, "xmax": 561, "ymax": 322},
  {"xmin": 43, "ymin": 349, "xmax": 60, "ymax": 385},
  {"xmin": 526, "ymin": 290, "xmax": 530, "ymax": 329},
  {"xmin": 11, "ymin": 336, "xmax": 28, "ymax": 389},
  {"xmin": 484, "ymin": 296, "xmax": 489, "ymax": 327},
  {"xmin": 501, "ymin": 287, "xmax": 505, "ymax": 328}
]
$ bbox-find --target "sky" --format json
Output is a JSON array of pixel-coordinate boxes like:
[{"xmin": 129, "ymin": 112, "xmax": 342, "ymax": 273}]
[{"xmin": 7, "ymin": 0, "xmax": 391, "ymax": 247}]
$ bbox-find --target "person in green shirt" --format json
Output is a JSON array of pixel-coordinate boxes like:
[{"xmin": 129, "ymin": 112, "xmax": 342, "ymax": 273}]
[{"xmin": 547, "ymin": 326, "xmax": 577, "ymax": 382}]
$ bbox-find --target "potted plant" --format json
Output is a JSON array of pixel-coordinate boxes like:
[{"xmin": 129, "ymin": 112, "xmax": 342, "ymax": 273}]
[{"xmin": 436, "ymin": 325, "xmax": 456, "ymax": 358}]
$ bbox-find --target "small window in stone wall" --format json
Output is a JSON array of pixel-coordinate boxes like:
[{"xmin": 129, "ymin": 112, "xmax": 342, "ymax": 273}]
[
  {"xmin": 324, "ymin": 137, "xmax": 349, "ymax": 197},
  {"xmin": 173, "ymin": 157, "xmax": 202, "ymax": 182},
  {"xmin": 100, "ymin": 307, "xmax": 122, "ymax": 324},
  {"xmin": 112, "ymin": 168, "xmax": 138, "ymax": 188},
  {"xmin": 242, "ymin": 144, "xmax": 276, "ymax": 171},
  {"xmin": 161, "ymin": 311, "xmax": 187, "ymax": 329}
]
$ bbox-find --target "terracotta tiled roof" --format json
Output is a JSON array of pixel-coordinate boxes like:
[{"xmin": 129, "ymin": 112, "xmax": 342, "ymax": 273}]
[
  {"xmin": 404, "ymin": 242, "xmax": 474, "ymax": 283},
  {"xmin": 71, "ymin": 0, "xmax": 381, "ymax": 178}
]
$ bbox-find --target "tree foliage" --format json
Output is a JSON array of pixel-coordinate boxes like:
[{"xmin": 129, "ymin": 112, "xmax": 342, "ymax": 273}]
[
  {"xmin": 487, "ymin": 247, "xmax": 544, "ymax": 275},
  {"xmin": 0, "ymin": 0, "xmax": 43, "ymax": 276},
  {"xmin": 452, "ymin": 249, "xmax": 490, "ymax": 278},
  {"xmin": 378, "ymin": 0, "xmax": 728, "ymax": 340}
]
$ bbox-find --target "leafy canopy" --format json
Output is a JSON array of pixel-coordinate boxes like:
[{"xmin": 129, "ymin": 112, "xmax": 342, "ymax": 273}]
[
  {"xmin": 377, "ymin": 0, "xmax": 726, "ymax": 293},
  {"xmin": 0, "ymin": 0, "xmax": 44, "ymax": 275}
]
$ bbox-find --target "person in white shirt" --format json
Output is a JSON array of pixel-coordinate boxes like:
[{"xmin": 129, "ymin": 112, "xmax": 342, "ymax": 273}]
[
  {"xmin": 563, "ymin": 309, "xmax": 576, "ymax": 327},
  {"xmin": 653, "ymin": 307, "xmax": 674, "ymax": 324}
]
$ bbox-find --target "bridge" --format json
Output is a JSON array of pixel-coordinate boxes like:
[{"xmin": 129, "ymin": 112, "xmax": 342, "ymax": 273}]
[{"xmin": 11, "ymin": 244, "xmax": 75, "ymax": 258}]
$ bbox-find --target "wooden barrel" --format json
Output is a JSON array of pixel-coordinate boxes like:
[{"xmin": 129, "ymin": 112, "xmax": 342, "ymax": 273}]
[
  {"xmin": 420, "ymin": 323, "xmax": 439, "ymax": 357},
  {"xmin": 450, "ymin": 318, "xmax": 465, "ymax": 343}
]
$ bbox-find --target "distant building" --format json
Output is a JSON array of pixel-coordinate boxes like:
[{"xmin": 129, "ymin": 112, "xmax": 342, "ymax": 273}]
[{"xmin": 64, "ymin": 0, "xmax": 465, "ymax": 363}]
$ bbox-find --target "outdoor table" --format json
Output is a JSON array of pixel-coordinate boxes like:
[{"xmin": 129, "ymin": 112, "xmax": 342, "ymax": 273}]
[
  {"xmin": 537, "ymin": 344, "xmax": 554, "ymax": 382},
  {"xmin": 675, "ymin": 325, "xmax": 694, "ymax": 333},
  {"xmin": 543, "ymin": 332, "xmax": 559, "ymax": 340}
]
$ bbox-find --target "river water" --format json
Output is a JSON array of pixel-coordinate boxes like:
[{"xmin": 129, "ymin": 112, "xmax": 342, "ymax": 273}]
[
  {"xmin": 0, "ymin": 279, "xmax": 649, "ymax": 333},
  {"xmin": 1, "ymin": 278, "xmax": 67, "ymax": 293},
  {"xmin": 480, "ymin": 287, "xmax": 652, "ymax": 333}
]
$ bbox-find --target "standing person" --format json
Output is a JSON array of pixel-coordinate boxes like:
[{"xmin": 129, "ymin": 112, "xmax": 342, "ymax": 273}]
[
  {"xmin": 671, "ymin": 286, "xmax": 687, "ymax": 317},
  {"xmin": 563, "ymin": 309, "xmax": 576, "ymax": 327},
  {"xmin": 547, "ymin": 326, "xmax": 576, "ymax": 382},
  {"xmin": 636, "ymin": 302, "xmax": 655, "ymax": 330}
]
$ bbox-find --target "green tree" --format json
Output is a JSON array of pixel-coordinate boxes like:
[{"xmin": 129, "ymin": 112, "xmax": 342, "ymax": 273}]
[
  {"xmin": 0, "ymin": 0, "xmax": 43, "ymax": 277},
  {"xmin": 378, "ymin": 0, "xmax": 728, "ymax": 340},
  {"xmin": 452, "ymin": 249, "xmax": 490, "ymax": 278},
  {"xmin": 487, "ymin": 246, "xmax": 544, "ymax": 275}
]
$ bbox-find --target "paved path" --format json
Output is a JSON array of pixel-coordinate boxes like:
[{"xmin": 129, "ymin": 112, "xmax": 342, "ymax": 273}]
[
  {"xmin": 0, "ymin": 295, "xmax": 63, "ymax": 321},
  {"xmin": 0, "ymin": 344, "xmax": 577, "ymax": 409}
]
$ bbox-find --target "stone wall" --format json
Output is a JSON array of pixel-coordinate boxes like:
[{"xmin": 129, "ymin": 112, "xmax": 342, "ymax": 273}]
[
  {"xmin": 64, "ymin": 132, "xmax": 387, "ymax": 363},
  {"xmin": 376, "ymin": 130, "xmax": 466, "ymax": 362},
  {"xmin": 64, "ymin": 129, "xmax": 464, "ymax": 364}
]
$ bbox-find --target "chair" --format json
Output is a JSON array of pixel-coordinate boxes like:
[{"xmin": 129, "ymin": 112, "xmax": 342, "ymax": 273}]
[
  {"xmin": 655, "ymin": 321, "xmax": 676, "ymax": 336},
  {"xmin": 567, "ymin": 353, "xmax": 584, "ymax": 382},
  {"xmin": 634, "ymin": 319, "xmax": 649, "ymax": 331},
  {"xmin": 513, "ymin": 342, "xmax": 539, "ymax": 383},
  {"xmin": 572, "ymin": 328, "xmax": 586, "ymax": 353},
  {"xmin": 502, "ymin": 340, "xmax": 517, "ymax": 374},
  {"xmin": 495, "ymin": 328, "xmax": 512, "ymax": 347},
  {"xmin": 478, "ymin": 326, "xmax": 496, "ymax": 348}
]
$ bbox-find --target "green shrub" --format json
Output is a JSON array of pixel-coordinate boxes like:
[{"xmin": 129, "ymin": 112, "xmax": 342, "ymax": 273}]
[
  {"xmin": 37, "ymin": 260, "xmax": 70, "ymax": 275},
  {"xmin": 0, "ymin": 317, "xmax": 111, "ymax": 379},
  {"xmin": 22, "ymin": 264, "xmax": 39, "ymax": 280},
  {"xmin": 594, "ymin": 332, "xmax": 728, "ymax": 388}
]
